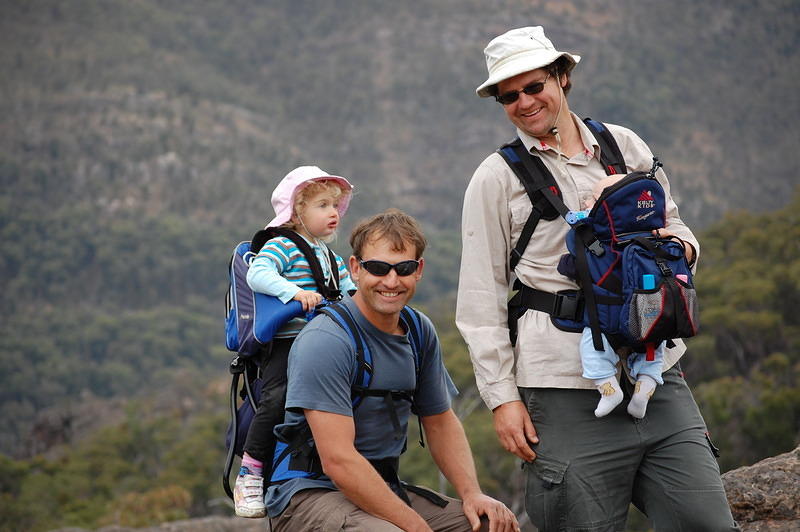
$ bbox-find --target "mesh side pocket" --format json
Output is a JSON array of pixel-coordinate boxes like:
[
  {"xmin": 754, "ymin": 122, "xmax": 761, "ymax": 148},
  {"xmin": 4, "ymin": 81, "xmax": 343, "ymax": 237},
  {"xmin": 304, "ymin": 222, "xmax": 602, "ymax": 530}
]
[
  {"xmin": 627, "ymin": 287, "xmax": 664, "ymax": 342},
  {"xmin": 675, "ymin": 282, "xmax": 699, "ymax": 337}
]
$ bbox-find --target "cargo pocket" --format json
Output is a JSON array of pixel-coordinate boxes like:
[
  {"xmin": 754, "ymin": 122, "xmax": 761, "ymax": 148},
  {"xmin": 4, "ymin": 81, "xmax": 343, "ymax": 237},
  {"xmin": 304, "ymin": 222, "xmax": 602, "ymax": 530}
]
[{"xmin": 523, "ymin": 454, "xmax": 568, "ymax": 531}]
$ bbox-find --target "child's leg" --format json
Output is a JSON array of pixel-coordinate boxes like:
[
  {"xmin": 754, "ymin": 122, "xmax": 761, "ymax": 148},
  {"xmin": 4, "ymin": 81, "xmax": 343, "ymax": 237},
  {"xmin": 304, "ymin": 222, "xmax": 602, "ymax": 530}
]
[
  {"xmin": 242, "ymin": 337, "xmax": 294, "ymax": 476},
  {"xmin": 580, "ymin": 329, "xmax": 623, "ymax": 417},
  {"xmin": 626, "ymin": 342, "xmax": 665, "ymax": 419},
  {"xmin": 235, "ymin": 337, "xmax": 293, "ymax": 518}
]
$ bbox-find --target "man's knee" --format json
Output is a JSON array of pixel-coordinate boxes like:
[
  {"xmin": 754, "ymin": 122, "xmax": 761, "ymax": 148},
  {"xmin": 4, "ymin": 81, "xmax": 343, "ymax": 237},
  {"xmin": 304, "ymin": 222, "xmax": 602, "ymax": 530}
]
[{"xmin": 645, "ymin": 489, "xmax": 739, "ymax": 532}]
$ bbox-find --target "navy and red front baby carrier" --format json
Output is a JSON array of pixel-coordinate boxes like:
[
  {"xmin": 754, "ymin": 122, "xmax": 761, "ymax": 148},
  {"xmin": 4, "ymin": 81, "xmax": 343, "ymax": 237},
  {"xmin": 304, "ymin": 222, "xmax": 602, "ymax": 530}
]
[{"xmin": 503, "ymin": 119, "xmax": 699, "ymax": 356}]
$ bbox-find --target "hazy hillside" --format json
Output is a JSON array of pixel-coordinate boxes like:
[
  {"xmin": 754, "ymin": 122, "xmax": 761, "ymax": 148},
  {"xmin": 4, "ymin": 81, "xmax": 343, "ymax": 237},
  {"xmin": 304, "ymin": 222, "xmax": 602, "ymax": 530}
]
[
  {"xmin": 1, "ymin": 0, "xmax": 798, "ymax": 461},
  {"xmin": 1, "ymin": 2, "xmax": 798, "ymax": 529},
  {"xmin": 3, "ymin": 0, "xmax": 798, "ymax": 228}
]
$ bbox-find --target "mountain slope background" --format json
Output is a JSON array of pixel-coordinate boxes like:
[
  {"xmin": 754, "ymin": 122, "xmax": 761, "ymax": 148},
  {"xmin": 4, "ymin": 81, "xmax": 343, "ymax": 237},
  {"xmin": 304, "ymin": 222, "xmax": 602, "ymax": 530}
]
[{"xmin": 1, "ymin": 1, "xmax": 799, "ymax": 530}]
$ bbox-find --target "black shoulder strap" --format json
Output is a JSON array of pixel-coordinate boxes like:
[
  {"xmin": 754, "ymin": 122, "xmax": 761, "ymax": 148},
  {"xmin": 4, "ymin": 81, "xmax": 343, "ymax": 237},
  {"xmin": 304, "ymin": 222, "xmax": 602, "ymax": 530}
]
[
  {"xmin": 497, "ymin": 138, "xmax": 569, "ymax": 270},
  {"xmin": 498, "ymin": 119, "xmax": 626, "ymax": 270},
  {"xmin": 252, "ymin": 227, "xmax": 341, "ymax": 300},
  {"xmin": 583, "ymin": 118, "xmax": 627, "ymax": 174}
]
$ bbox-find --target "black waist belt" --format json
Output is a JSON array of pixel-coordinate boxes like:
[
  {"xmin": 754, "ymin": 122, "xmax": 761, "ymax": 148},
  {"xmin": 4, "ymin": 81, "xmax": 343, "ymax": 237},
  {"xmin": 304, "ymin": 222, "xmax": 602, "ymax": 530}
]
[
  {"xmin": 512, "ymin": 284, "xmax": 622, "ymax": 319},
  {"xmin": 518, "ymin": 287, "xmax": 585, "ymax": 320},
  {"xmin": 507, "ymin": 283, "xmax": 621, "ymax": 346},
  {"xmin": 509, "ymin": 284, "xmax": 585, "ymax": 322}
]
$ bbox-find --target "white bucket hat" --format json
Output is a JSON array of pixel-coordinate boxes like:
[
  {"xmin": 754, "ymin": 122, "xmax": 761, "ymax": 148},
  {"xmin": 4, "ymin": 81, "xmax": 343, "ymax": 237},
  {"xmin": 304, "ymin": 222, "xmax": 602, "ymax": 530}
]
[
  {"xmin": 476, "ymin": 26, "xmax": 580, "ymax": 98},
  {"xmin": 266, "ymin": 165, "xmax": 353, "ymax": 228}
]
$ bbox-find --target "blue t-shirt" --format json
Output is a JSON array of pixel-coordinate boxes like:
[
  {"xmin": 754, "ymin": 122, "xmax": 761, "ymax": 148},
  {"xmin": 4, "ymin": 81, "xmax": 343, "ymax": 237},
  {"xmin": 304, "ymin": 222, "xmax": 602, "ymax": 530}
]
[{"xmin": 265, "ymin": 296, "xmax": 457, "ymax": 517}]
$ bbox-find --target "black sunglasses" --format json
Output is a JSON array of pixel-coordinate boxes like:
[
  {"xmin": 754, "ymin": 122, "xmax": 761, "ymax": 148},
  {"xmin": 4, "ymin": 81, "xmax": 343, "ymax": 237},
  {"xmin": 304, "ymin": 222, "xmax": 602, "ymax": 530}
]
[
  {"xmin": 495, "ymin": 72, "xmax": 551, "ymax": 105},
  {"xmin": 359, "ymin": 259, "xmax": 420, "ymax": 277}
]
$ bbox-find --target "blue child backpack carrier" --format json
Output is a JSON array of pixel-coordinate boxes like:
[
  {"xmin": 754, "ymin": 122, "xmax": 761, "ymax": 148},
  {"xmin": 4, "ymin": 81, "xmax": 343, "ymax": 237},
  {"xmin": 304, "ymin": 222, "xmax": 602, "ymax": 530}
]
[
  {"xmin": 225, "ymin": 227, "xmax": 342, "ymax": 357},
  {"xmin": 222, "ymin": 227, "xmax": 343, "ymax": 500},
  {"xmin": 501, "ymin": 118, "xmax": 698, "ymax": 356},
  {"xmin": 268, "ymin": 302, "xmax": 433, "ymax": 506}
]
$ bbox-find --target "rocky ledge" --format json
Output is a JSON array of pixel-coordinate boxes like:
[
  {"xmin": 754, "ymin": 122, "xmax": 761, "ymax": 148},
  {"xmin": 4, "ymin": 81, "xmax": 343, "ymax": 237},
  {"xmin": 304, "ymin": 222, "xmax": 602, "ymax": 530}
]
[
  {"xmin": 52, "ymin": 446, "xmax": 800, "ymax": 532},
  {"xmin": 721, "ymin": 445, "xmax": 800, "ymax": 531}
]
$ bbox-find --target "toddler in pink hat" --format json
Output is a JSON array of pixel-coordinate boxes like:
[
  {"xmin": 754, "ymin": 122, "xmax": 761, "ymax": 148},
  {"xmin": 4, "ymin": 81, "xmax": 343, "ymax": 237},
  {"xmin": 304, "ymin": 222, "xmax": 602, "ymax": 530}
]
[{"xmin": 234, "ymin": 165, "xmax": 357, "ymax": 518}]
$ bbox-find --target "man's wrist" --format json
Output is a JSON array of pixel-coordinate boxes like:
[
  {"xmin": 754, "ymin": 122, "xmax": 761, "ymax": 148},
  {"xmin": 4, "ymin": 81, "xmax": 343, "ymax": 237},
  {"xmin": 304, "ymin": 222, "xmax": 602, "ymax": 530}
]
[{"xmin": 459, "ymin": 486, "xmax": 485, "ymax": 502}]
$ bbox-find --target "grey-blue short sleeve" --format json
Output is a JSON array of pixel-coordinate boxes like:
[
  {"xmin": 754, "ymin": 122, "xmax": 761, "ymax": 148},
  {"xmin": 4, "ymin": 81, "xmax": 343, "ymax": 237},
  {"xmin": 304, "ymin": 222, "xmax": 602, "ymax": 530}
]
[{"xmin": 284, "ymin": 318, "xmax": 355, "ymax": 417}]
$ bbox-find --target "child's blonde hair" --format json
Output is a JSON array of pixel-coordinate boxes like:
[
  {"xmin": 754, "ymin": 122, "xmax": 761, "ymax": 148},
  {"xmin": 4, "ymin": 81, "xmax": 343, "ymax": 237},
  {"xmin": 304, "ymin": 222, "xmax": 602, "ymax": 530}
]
[{"xmin": 284, "ymin": 179, "xmax": 352, "ymax": 234}]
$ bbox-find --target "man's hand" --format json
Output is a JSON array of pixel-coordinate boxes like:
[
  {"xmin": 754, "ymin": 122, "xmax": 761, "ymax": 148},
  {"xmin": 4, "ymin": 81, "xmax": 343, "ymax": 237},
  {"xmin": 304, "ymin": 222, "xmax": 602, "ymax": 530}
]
[
  {"xmin": 462, "ymin": 493, "xmax": 520, "ymax": 532},
  {"xmin": 492, "ymin": 400, "xmax": 537, "ymax": 462},
  {"xmin": 293, "ymin": 289, "xmax": 322, "ymax": 311}
]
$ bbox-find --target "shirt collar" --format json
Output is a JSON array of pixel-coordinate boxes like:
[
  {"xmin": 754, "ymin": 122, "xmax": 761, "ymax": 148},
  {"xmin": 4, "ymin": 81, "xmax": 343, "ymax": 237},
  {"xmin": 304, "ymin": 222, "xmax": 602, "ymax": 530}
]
[{"xmin": 516, "ymin": 112, "xmax": 600, "ymax": 160}]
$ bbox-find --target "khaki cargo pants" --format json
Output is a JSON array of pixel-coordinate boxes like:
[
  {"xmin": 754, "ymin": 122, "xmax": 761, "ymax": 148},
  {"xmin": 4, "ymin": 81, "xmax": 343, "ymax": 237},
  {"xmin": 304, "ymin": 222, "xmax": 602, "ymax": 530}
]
[{"xmin": 270, "ymin": 487, "xmax": 488, "ymax": 532}]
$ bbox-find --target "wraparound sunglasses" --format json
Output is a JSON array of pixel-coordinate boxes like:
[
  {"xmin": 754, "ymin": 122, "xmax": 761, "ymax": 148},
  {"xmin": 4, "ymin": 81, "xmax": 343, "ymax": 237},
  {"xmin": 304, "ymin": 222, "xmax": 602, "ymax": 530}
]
[{"xmin": 359, "ymin": 259, "xmax": 420, "ymax": 277}]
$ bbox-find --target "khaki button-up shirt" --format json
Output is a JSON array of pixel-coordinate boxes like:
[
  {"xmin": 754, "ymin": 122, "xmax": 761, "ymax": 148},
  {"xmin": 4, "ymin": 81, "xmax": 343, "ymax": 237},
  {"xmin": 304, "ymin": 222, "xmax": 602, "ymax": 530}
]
[{"xmin": 456, "ymin": 114, "xmax": 699, "ymax": 411}]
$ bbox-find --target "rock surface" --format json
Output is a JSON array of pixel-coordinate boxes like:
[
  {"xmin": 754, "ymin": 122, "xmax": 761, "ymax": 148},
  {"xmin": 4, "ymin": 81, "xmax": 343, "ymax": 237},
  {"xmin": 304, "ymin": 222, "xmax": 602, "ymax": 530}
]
[
  {"xmin": 51, "ymin": 516, "xmax": 266, "ymax": 532},
  {"xmin": 722, "ymin": 445, "xmax": 800, "ymax": 532},
  {"xmin": 52, "ymin": 447, "xmax": 800, "ymax": 532}
]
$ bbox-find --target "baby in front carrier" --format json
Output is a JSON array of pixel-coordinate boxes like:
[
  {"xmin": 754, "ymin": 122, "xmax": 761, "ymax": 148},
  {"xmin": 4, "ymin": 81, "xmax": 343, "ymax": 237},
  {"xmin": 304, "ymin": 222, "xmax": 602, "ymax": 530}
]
[
  {"xmin": 565, "ymin": 175, "xmax": 666, "ymax": 419},
  {"xmin": 234, "ymin": 166, "xmax": 357, "ymax": 518}
]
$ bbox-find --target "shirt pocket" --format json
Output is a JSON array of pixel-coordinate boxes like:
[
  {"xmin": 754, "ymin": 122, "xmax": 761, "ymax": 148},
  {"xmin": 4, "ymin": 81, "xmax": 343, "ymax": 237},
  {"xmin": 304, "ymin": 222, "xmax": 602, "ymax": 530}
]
[{"xmin": 509, "ymin": 197, "xmax": 533, "ymax": 248}]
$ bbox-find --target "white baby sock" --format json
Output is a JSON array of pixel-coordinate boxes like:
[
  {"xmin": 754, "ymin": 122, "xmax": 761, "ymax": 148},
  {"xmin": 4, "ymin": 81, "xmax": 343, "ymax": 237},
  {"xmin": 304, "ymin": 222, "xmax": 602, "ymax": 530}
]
[
  {"xmin": 594, "ymin": 377, "xmax": 623, "ymax": 417},
  {"xmin": 627, "ymin": 375, "xmax": 658, "ymax": 419}
]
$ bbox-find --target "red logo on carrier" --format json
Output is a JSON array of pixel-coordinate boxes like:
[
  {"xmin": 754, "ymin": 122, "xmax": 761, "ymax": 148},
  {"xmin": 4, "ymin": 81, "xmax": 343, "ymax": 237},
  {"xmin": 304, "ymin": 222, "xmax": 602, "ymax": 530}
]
[{"xmin": 637, "ymin": 190, "xmax": 655, "ymax": 209}]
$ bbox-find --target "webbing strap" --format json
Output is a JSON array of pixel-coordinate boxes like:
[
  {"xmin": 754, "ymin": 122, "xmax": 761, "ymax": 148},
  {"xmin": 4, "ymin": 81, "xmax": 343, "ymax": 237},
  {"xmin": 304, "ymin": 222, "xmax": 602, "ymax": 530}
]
[
  {"xmin": 318, "ymin": 305, "xmax": 372, "ymax": 407},
  {"xmin": 269, "ymin": 303, "xmax": 428, "ymax": 485},
  {"xmin": 574, "ymin": 230, "xmax": 605, "ymax": 350},
  {"xmin": 511, "ymin": 286, "xmax": 622, "ymax": 319},
  {"xmin": 498, "ymin": 140, "xmax": 566, "ymax": 270},
  {"xmin": 585, "ymin": 118, "xmax": 626, "ymax": 174},
  {"xmin": 222, "ymin": 361, "xmax": 242, "ymax": 500},
  {"xmin": 251, "ymin": 227, "xmax": 342, "ymax": 301},
  {"xmin": 321, "ymin": 303, "xmax": 424, "ymax": 443},
  {"xmin": 354, "ymin": 388, "xmax": 414, "ymax": 440},
  {"xmin": 499, "ymin": 118, "xmax": 627, "ymax": 270}
]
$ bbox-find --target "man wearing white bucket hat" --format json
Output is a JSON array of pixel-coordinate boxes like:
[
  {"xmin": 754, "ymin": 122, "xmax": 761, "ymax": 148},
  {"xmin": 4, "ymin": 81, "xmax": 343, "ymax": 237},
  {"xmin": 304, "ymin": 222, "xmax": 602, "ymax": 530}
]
[{"xmin": 457, "ymin": 27, "xmax": 738, "ymax": 530}]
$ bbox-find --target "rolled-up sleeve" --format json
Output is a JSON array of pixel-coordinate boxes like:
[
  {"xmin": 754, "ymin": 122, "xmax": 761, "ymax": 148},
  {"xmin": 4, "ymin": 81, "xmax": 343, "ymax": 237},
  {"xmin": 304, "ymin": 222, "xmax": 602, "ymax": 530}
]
[{"xmin": 456, "ymin": 157, "xmax": 521, "ymax": 410}]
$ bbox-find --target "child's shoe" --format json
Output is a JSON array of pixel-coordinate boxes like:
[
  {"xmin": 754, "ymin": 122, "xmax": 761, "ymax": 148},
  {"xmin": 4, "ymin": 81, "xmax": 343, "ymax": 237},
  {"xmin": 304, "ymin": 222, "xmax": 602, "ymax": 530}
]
[
  {"xmin": 594, "ymin": 376, "xmax": 623, "ymax": 417},
  {"xmin": 234, "ymin": 466, "xmax": 265, "ymax": 518}
]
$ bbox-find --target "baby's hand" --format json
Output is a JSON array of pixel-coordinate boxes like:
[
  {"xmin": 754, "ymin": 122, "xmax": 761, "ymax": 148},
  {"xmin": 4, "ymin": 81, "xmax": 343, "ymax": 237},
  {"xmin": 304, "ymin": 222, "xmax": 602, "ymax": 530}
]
[
  {"xmin": 590, "ymin": 174, "xmax": 627, "ymax": 204},
  {"xmin": 293, "ymin": 290, "xmax": 323, "ymax": 312}
]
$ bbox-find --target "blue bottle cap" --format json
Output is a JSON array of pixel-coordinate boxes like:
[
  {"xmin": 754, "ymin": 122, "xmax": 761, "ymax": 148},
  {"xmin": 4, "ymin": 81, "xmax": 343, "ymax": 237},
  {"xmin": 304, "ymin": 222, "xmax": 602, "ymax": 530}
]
[{"xmin": 642, "ymin": 274, "xmax": 656, "ymax": 290}]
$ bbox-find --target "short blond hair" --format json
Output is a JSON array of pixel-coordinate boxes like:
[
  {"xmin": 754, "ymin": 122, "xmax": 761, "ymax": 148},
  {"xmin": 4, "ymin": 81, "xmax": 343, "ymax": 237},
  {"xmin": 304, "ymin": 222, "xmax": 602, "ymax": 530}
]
[{"xmin": 350, "ymin": 208, "xmax": 427, "ymax": 259}]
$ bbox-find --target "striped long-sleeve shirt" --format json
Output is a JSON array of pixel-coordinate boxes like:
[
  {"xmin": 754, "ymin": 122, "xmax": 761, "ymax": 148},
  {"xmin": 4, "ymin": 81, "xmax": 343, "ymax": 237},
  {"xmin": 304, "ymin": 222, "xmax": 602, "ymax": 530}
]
[{"xmin": 247, "ymin": 235, "xmax": 357, "ymax": 338}]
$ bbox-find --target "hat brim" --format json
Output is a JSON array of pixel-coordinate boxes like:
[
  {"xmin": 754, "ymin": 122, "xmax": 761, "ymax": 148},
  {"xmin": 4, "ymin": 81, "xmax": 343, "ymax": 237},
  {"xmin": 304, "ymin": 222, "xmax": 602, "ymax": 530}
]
[
  {"xmin": 476, "ymin": 51, "xmax": 580, "ymax": 98},
  {"xmin": 266, "ymin": 175, "xmax": 353, "ymax": 228}
]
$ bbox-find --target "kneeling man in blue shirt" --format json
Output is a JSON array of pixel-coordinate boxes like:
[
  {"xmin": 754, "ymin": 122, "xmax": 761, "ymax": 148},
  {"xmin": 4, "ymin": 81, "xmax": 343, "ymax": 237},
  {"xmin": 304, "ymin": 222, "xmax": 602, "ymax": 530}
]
[{"xmin": 266, "ymin": 208, "xmax": 519, "ymax": 532}]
